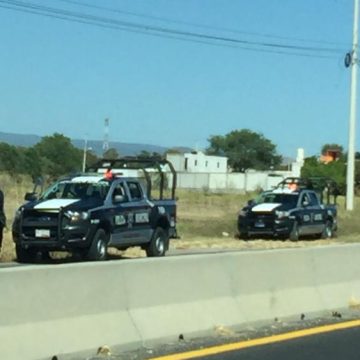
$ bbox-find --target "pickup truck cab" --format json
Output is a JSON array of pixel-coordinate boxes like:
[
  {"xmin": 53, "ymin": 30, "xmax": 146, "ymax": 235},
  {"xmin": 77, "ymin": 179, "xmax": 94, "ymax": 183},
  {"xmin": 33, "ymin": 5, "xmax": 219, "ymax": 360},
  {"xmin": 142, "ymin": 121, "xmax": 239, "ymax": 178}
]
[
  {"xmin": 13, "ymin": 158, "xmax": 177, "ymax": 262},
  {"xmin": 238, "ymin": 188, "xmax": 337, "ymax": 240}
]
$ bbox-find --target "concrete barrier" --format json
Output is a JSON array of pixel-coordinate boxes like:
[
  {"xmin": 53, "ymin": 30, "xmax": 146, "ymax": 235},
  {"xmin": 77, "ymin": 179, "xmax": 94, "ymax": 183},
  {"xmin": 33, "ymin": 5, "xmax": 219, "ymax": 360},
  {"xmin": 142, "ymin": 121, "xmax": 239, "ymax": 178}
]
[{"xmin": 1, "ymin": 244, "xmax": 360, "ymax": 359}]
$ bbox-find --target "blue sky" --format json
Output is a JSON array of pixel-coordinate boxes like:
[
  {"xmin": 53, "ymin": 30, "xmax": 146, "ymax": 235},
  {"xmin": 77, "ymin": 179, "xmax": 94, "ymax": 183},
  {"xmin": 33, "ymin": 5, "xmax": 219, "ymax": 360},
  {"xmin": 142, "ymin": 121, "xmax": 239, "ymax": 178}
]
[{"xmin": 0, "ymin": 0, "xmax": 356, "ymax": 157}]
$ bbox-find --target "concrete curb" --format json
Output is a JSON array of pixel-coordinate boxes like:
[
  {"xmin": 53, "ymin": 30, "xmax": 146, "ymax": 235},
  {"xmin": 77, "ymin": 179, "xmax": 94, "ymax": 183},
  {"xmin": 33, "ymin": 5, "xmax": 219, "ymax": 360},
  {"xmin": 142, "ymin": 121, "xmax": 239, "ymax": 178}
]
[{"xmin": 1, "ymin": 243, "xmax": 360, "ymax": 359}]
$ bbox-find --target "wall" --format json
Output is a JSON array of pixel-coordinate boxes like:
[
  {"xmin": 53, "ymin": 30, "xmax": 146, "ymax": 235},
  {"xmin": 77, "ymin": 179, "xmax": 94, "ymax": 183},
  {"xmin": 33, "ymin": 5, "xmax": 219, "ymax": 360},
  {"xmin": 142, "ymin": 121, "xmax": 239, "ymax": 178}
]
[
  {"xmin": 1, "ymin": 244, "xmax": 360, "ymax": 360},
  {"xmin": 166, "ymin": 152, "xmax": 228, "ymax": 173},
  {"xmin": 174, "ymin": 171, "xmax": 289, "ymax": 192}
]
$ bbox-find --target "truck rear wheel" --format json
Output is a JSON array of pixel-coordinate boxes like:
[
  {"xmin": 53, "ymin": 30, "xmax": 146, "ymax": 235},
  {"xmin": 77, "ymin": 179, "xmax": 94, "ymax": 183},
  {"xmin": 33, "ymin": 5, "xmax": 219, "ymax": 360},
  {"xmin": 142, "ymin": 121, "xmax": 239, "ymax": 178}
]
[
  {"xmin": 146, "ymin": 227, "xmax": 168, "ymax": 257},
  {"xmin": 87, "ymin": 229, "xmax": 108, "ymax": 261},
  {"xmin": 238, "ymin": 231, "xmax": 249, "ymax": 240},
  {"xmin": 289, "ymin": 222, "xmax": 299, "ymax": 241},
  {"xmin": 321, "ymin": 221, "xmax": 333, "ymax": 239},
  {"xmin": 16, "ymin": 245, "xmax": 37, "ymax": 263}
]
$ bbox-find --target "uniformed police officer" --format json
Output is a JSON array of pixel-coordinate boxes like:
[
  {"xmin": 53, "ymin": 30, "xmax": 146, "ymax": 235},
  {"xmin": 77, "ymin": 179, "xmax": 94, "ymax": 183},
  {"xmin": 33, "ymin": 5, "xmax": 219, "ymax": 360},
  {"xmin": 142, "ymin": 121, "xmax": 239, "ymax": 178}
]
[{"xmin": 0, "ymin": 189, "xmax": 6, "ymax": 252}]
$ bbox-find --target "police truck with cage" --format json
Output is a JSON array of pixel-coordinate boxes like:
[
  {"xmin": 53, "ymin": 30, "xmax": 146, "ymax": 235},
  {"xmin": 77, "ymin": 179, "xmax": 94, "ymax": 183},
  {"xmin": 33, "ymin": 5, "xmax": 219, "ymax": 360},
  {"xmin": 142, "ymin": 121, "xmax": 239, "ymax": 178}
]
[
  {"xmin": 237, "ymin": 178, "xmax": 337, "ymax": 241},
  {"xmin": 12, "ymin": 158, "xmax": 177, "ymax": 262}
]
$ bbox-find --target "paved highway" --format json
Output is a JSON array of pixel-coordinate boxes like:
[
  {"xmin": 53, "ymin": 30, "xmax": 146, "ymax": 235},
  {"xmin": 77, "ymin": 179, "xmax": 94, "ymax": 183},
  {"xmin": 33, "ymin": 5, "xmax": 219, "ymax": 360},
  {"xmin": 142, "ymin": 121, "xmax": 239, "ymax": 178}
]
[
  {"xmin": 98, "ymin": 318, "xmax": 360, "ymax": 360},
  {"xmin": 196, "ymin": 325, "xmax": 360, "ymax": 360}
]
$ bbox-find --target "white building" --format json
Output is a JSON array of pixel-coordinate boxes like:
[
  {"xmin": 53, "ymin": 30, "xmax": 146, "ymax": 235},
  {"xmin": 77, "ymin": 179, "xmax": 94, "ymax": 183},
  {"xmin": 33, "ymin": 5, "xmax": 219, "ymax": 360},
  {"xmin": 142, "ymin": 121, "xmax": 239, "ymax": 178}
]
[
  {"xmin": 166, "ymin": 148, "xmax": 305, "ymax": 192},
  {"xmin": 166, "ymin": 151, "xmax": 228, "ymax": 173}
]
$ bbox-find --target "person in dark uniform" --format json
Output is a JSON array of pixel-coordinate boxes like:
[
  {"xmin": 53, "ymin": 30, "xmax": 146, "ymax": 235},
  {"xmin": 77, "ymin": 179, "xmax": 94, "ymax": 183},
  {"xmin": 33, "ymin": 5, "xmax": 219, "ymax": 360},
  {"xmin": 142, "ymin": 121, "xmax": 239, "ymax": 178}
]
[{"xmin": 0, "ymin": 189, "xmax": 5, "ymax": 252}]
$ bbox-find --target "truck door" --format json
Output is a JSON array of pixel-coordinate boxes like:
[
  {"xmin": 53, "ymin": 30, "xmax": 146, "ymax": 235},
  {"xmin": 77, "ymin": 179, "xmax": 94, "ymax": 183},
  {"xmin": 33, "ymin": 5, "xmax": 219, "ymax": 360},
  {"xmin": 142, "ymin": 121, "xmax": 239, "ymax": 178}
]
[
  {"xmin": 108, "ymin": 180, "xmax": 152, "ymax": 246},
  {"xmin": 109, "ymin": 181, "xmax": 137, "ymax": 246},
  {"xmin": 125, "ymin": 180, "xmax": 152, "ymax": 242},
  {"xmin": 298, "ymin": 192, "xmax": 313, "ymax": 235},
  {"xmin": 308, "ymin": 191, "xmax": 325, "ymax": 233}
]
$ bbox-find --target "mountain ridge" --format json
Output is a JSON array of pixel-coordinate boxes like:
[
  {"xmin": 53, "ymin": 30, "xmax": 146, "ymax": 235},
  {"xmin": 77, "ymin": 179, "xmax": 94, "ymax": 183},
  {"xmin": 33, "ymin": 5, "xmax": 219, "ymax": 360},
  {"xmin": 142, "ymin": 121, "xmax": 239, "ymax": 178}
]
[{"xmin": 0, "ymin": 131, "xmax": 171, "ymax": 156}]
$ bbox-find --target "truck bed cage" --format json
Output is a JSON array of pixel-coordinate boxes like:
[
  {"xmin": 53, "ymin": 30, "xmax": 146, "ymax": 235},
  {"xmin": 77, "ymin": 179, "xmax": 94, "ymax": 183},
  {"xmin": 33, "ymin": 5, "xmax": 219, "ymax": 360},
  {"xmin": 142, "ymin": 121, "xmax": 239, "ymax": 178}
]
[
  {"xmin": 86, "ymin": 157, "xmax": 177, "ymax": 200},
  {"xmin": 276, "ymin": 176, "xmax": 340, "ymax": 204}
]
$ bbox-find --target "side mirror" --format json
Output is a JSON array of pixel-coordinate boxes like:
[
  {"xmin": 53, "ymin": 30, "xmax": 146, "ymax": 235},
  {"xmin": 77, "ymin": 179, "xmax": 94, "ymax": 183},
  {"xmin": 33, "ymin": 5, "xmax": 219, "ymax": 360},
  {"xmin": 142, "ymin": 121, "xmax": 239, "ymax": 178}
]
[
  {"xmin": 247, "ymin": 199, "xmax": 255, "ymax": 206},
  {"xmin": 25, "ymin": 192, "xmax": 38, "ymax": 202},
  {"xmin": 32, "ymin": 176, "xmax": 44, "ymax": 194},
  {"xmin": 113, "ymin": 194, "xmax": 125, "ymax": 203}
]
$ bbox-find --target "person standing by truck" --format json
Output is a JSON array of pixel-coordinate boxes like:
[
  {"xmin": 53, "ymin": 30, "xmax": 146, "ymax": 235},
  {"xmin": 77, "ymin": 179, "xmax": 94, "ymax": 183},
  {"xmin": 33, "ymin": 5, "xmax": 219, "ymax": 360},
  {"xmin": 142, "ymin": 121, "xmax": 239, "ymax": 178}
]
[{"xmin": 0, "ymin": 188, "xmax": 6, "ymax": 253}]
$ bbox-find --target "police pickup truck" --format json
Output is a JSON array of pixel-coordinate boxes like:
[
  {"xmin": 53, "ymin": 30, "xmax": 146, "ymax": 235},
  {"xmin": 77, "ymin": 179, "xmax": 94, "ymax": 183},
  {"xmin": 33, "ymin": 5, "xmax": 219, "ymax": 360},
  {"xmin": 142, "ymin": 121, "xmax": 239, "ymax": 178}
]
[
  {"xmin": 12, "ymin": 158, "xmax": 177, "ymax": 262},
  {"xmin": 237, "ymin": 188, "xmax": 337, "ymax": 240}
]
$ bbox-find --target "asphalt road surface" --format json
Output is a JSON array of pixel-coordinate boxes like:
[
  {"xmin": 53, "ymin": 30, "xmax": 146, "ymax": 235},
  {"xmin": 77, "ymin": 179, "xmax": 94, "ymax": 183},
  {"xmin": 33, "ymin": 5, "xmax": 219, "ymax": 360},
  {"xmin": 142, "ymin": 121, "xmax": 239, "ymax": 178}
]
[
  {"xmin": 87, "ymin": 317, "xmax": 360, "ymax": 360},
  {"xmin": 197, "ymin": 325, "xmax": 360, "ymax": 360}
]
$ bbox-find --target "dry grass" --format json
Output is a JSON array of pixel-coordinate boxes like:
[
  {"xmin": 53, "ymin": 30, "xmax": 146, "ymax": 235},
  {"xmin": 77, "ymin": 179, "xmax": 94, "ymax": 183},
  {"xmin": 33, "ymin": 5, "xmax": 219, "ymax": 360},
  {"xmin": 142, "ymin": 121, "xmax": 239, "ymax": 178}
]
[
  {"xmin": 1, "ymin": 174, "xmax": 33, "ymax": 261},
  {"xmin": 2, "ymin": 174, "xmax": 360, "ymax": 262}
]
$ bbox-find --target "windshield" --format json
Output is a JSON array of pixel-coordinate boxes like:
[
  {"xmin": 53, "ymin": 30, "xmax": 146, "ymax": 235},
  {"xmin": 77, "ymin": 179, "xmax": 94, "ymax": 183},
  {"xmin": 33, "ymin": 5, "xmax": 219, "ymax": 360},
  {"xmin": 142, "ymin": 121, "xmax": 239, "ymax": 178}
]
[
  {"xmin": 41, "ymin": 180, "xmax": 111, "ymax": 201},
  {"xmin": 258, "ymin": 193, "xmax": 298, "ymax": 207}
]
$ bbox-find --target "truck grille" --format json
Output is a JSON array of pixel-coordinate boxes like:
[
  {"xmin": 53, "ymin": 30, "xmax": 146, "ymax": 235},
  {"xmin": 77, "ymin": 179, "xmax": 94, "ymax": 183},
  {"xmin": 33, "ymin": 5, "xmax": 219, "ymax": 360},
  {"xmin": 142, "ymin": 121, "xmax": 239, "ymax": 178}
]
[
  {"xmin": 247, "ymin": 213, "xmax": 275, "ymax": 229},
  {"xmin": 21, "ymin": 210, "xmax": 60, "ymax": 239}
]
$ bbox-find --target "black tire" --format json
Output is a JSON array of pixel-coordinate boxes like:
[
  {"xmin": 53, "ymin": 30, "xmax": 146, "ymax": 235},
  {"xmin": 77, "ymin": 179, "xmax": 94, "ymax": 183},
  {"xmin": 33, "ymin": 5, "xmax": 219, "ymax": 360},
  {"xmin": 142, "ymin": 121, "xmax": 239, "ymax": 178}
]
[
  {"xmin": 321, "ymin": 220, "xmax": 333, "ymax": 239},
  {"xmin": 239, "ymin": 231, "xmax": 249, "ymax": 240},
  {"xmin": 41, "ymin": 251, "xmax": 52, "ymax": 261},
  {"xmin": 289, "ymin": 222, "xmax": 299, "ymax": 241},
  {"xmin": 86, "ymin": 229, "xmax": 108, "ymax": 261},
  {"xmin": 146, "ymin": 227, "xmax": 168, "ymax": 257},
  {"xmin": 16, "ymin": 245, "xmax": 37, "ymax": 263}
]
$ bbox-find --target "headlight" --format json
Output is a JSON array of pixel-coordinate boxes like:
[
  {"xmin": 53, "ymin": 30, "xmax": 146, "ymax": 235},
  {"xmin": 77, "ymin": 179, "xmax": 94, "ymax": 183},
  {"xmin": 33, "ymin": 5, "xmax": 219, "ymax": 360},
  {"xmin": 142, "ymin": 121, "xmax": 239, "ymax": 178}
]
[
  {"xmin": 65, "ymin": 210, "xmax": 89, "ymax": 223},
  {"xmin": 238, "ymin": 209, "xmax": 247, "ymax": 217},
  {"xmin": 14, "ymin": 208, "xmax": 23, "ymax": 221},
  {"xmin": 275, "ymin": 210, "xmax": 289, "ymax": 219}
]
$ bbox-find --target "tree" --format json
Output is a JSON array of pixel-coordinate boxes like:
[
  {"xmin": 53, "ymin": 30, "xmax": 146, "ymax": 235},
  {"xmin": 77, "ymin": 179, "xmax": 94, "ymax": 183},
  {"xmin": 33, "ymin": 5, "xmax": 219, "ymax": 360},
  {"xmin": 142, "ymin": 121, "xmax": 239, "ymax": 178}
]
[
  {"xmin": 206, "ymin": 129, "xmax": 282, "ymax": 172},
  {"xmin": 85, "ymin": 150, "xmax": 99, "ymax": 168},
  {"xmin": 138, "ymin": 150, "xmax": 162, "ymax": 159},
  {"xmin": 18, "ymin": 147, "xmax": 44, "ymax": 181},
  {"xmin": 321, "ymin": 143, "xmax": 344, "ymax": 156},
  {"xmin": 34, "ymin": 133, "xmax": 82, "ymax": 178},
  {"xmin": 0, "ymin": 142, "xmax": 23, "ymax": 176},
  {"xmin": 301, "ymin": 155, "xmax": 347, "ymax": 194}
]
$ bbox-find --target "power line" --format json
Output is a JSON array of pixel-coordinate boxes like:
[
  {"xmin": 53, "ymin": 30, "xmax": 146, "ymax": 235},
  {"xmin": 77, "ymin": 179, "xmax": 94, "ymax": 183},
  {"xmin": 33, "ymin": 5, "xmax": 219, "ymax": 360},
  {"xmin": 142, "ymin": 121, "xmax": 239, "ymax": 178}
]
[
  {"xmin": 0, "ymin": 0, "xmax": 345, "ymax": 59},
  {"xmin": 53, "ymin": 0, "xmax": 349, "ymax": 48}
]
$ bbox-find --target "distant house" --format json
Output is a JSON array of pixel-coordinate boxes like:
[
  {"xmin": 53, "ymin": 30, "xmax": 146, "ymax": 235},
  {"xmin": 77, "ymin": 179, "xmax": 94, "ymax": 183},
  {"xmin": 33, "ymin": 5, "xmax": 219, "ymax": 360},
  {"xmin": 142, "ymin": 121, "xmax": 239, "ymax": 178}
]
[
  {"xmin": 166, "ymin": 151, "xmax": 228, "ymax": 173},
  {"xmin": 320, "ymin": 149, "xmax": 341, "ymax": 164}
]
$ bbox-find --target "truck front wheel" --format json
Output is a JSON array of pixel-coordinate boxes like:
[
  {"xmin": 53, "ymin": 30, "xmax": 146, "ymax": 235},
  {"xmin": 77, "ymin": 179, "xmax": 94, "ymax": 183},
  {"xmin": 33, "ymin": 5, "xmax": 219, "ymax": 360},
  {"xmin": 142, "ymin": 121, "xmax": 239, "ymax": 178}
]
[
  {"xmin": 16, "ymin": 245, "xmax": 37, "ymax": 263},
  {"xmin": 87, "ymin": 229, "xmax": 108, "ymax": 261},
  {"xmin": 146, "ymin": 227, "xmax": 168, "ymax": 257}
]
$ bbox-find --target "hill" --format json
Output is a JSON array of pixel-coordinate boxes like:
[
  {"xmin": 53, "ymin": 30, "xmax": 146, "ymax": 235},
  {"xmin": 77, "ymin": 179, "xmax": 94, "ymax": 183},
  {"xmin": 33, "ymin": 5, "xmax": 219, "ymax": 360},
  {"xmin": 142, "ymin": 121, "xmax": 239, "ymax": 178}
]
[{"xmin": 0, "ymin": 131, "xmax": 169, "ymax": 156}]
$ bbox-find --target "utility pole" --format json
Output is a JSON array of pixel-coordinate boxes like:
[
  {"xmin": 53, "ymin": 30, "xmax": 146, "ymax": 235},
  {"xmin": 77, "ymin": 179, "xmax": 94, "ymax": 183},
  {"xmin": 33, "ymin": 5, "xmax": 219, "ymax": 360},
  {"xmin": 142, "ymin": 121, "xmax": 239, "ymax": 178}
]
[
  {"xmin": 103, "ymin": 118, "xmax": 109, "ymax": 155},
  {"xmin": 82, "ymin": 138, "xmax": 88, "ymax": 172},
  {"xmin": 346, "ymin": 0, "xmax": 359, "ymax": 211}
]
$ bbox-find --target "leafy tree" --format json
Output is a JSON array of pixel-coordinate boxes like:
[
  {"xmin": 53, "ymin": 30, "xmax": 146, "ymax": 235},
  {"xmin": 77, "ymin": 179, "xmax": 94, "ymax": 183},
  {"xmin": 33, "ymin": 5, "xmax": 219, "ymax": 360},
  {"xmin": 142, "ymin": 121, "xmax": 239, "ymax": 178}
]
[
  {"xmin": 18, "ymin": 147, "xmax": 44, "ymax": 181},
  {"xmin": 321, "ymin": 143, "xmax": 344, "ymax": 156},
  {"xmin": 138, "ymin": 150, "xmax": 162, "ymax": 159},
  {"xmin": 301, "ymin": 157, "xmax": 346, "ymax": 183},
  {"xmin": 0, "ymin": 142, "xmax": 23, "ymax": 175},
  {"xmin": 206, "ymin": 129, "xmax": 282, "ymax": 172},
  {"xmin": 85, "ymin": 150, "xmax": 99, "ymax": 168},
  {"xmin": 34, "ymin": 133, "xmax": 82, "ymax": 178},
  {"xmin": 301, "ymin": 155, "xmax": 346, "ymax": 193}
]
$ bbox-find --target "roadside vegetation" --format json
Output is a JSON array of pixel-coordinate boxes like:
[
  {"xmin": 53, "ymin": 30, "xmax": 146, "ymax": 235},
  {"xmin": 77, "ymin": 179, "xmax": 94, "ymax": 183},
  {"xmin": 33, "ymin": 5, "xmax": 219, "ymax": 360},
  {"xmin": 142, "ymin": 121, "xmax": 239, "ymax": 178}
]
[
  {"xmin": 2, "ymin": 173, "xmax": 360, "ymax": 262},
  {"xmin": 2, "ymin": 132, "xmax": 360, "ymax": 262}
]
